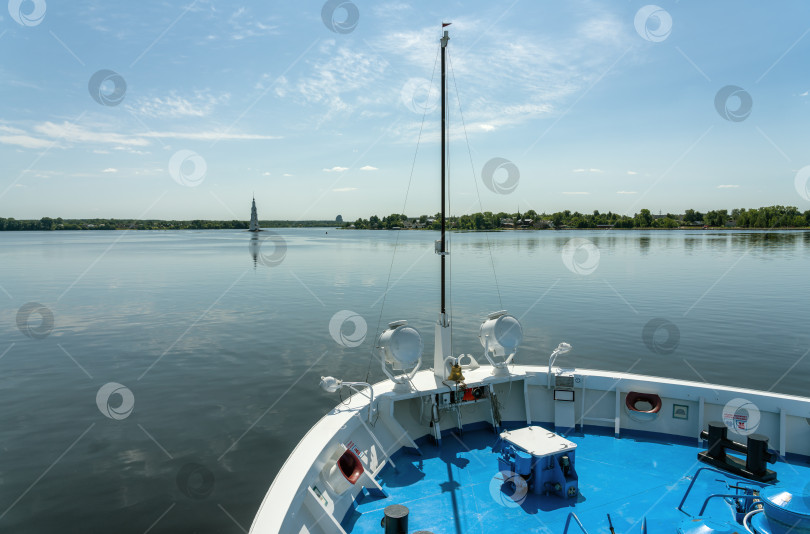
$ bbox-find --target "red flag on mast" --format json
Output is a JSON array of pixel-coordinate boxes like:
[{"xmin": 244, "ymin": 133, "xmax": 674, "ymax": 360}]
[{"xmin": 442, "ymin": 22, "xmax": 452, "ymax": 27}]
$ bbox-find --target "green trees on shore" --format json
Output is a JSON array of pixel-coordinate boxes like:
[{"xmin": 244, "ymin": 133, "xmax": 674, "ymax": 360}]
[
  {"xmin": 0, "ymin": 218, "xmax": 334, "ymax": 231},
  {"xmin": 1, "ymin": 206, "xmax": 808, "ymax": 231},
  {"xmin": 345, "ymin": 205, "xmax": 810, "ymax": 230}
]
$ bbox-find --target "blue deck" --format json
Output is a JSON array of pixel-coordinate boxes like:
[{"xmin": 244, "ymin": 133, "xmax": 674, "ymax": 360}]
[{"xmin": 343, "ymin": 426, "xmax": 810, "ymax": 533}]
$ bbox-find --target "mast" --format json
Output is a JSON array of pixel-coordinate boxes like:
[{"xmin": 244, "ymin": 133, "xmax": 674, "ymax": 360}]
[
  {"xmin": 440, "ymin": 27, "xmax": 449, "ymax": 324},
  {"xmin": 434, "ymin": 25, "xmax": 451, "ymax": 379}
]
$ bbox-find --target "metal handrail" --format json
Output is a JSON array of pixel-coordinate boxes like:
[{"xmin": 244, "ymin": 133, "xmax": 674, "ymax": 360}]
[
  {"xmin": 697, "ymin": 493, "xmax": 751, "ymax": 516},
  {"xmin": 677, "ymin": 466, "xmax": 771, "ymax": 516},
  {"xmin": 562, "ymin": 512, "xmax": 589, "ymax": 534}
]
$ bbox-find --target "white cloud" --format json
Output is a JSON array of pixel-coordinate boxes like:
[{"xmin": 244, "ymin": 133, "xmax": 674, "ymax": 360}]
[
  {"xmin": 113, "ymin": 147, "xmax": 150, "ymax": 155},
  {"xmin": 563, "ymin": 191, "xmax": 590, "ymax": 195},
  {"xmin": 333, "ymin": 187, "xmax": 358, "ymax": 192},
  {"xmin": 373, "ymin": 18, "xmax": 629, "ymax": 137},
  {"xmin": 141, "ymin": 131, "xmax": 280, "ymax": 141},
  {"xmin": 323, "ymin": 166, "xmax": 349, "ymax": 172},
  {"xmin": 127, "ymin": 91, "xmax": 231, "ymax": 119},
  {"xmin": 573, "ymin": 168, "xmax": 603, "ymax": 173},
  {"xmin": 0, "ymin": 125, "xmax": 27, "ymax": 135},
  {"xmin": 0, "ymin": 121, "xmax": 280, "ymax": 150},
  {"xmin": 372, "ymin": 2, "xmax": 412, "ymax": 17},
  {"xmin": 22, "ymin": 170, "xmax": 62, "ymax": 178},
  {"xmin": 0, "ymin": 135, "xmax": 54, "ymax": 149},
  {"xmin": 617, "ymin": 191, "xmax": 637, "ymax": 195},
  {"xmin": 576, "ymin": 15, "xmax": 624, "ymax": 46},
  {"xmin": 132, "ymin": 168, "xmax": 165, "ymax": 176},
  {"xmin": 283, "ymin": 173, "xmax": 293, "ymax": 177},
  {"xmin": 295, "ymin": 45, "xmax": 388, "ymax": 123},
  {"xmin": 360, "ymin": 165, "xmax": 378, "ymax": 171},
  {"xmin": 262, "ymin": 172, "xmax": 271, "ymax": 176},
  {"xmin": 255, "ymin": 73, "xmax": 289, "ymax": 97},
  {"xmin": 801, "ymin": 91, "xmax": 808, "ymax": 97},
  {"xmin": 626, "ymin": 171, "xmax": 638, "ymax": 175},
  {"xmin": 35, "ymin": 122, "xmax": 150, "ymax": 146},
  {"xmin": 102, "ymin": 168, "xmax": 118, "ymax": 173},
  {"xmin": 274, "ymin": 14, "xmax": 630, "ymax": 139},
  {"xmin": 717, "ymin": 184, "xmax": 739, "ymax": 189},
  {"xmin": 228, "ymin": 7, "xmax": 279, "ymax": 40}
]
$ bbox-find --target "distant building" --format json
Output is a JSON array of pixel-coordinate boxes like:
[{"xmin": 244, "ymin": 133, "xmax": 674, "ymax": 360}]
[{"xmin": 249, "ymin": 197, "xmax": 260, "ymax": 232}]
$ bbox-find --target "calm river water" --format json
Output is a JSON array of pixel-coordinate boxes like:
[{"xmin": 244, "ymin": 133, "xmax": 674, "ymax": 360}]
[{"xmin": 1, "ymin": 229, "xmax": 809, "ymax": 532}]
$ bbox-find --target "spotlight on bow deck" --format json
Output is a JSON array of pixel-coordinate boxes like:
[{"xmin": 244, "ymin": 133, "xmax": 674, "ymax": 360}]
[
  {"xmin": 378, "ymin": 320, "xmax": 424, "ymax": 392},
  {"xmin": 479, "ymin": 311, "xmax": 523, "ymax": 375},
  {"xmin": 319, "ymin": 376, "xmax": 342, "ymax": 393},
  {"xmin": 319, "ymin": 376, "xmax": 376, "ymax": 420}
]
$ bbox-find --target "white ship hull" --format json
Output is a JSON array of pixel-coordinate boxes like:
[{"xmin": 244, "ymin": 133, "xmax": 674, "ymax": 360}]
[{"xmin": 249, "ymin": 364, "xmax": 810, "ymax": 533}]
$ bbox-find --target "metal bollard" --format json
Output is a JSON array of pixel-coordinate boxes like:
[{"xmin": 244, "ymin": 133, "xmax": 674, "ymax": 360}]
[
  {"xmin": 705, "ymin": 421, "xmax": 727, "ymax": 460},
  {"xmin": 381, "ymin": 504, "xmax": 409, "ymax": 534}
]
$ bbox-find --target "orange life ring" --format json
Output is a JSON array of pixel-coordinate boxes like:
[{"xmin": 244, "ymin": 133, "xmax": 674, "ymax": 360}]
[
  {"xmin": 625, "ymin": 391, "xmax": 662, "ymax": 414},
  {"xmin": 337, "ymin": 449, "xmax": 364, "ymax": 484}
]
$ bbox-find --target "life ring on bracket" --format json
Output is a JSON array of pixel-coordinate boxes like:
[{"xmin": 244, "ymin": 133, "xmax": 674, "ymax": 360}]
[
  {"xmin": 624, "ymin": 391, "xmax": 662, "ymax": 422},
  {"xmin": 337, "ymin": 449, "xmax": 364, "ymax": 484}
]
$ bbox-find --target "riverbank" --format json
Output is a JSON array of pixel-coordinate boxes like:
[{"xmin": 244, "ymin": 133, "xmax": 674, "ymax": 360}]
[{"xmin": 2, "ymin": 224, "xmax": 809, "ymax": 232}]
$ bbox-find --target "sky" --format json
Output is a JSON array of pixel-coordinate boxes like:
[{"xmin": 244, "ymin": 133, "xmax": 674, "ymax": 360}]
[{"xmin": 1, "ymin": 0, "xmax": 809, "ymax": 220}]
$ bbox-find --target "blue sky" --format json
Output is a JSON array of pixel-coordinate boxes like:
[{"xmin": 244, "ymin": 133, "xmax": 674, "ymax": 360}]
[{"xmin": 1, "ymin": 0, "xmax": 809, "ymax": 220}]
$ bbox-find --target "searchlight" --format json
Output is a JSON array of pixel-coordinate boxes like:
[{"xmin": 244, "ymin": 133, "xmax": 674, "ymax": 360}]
[
  {"xmin": 319, "ymin": 376, "xmax": 376, "ymax": 420},
  {"xmin": 479, "ymin": 311, "xmax": 523, "ymax": 375},
  {"xmin": 378, "ymin": 320, "xmax": 423, "ymax": 391}
]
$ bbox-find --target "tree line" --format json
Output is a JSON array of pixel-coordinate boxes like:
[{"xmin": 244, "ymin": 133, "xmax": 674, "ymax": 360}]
[
  {"xmin": 0, "ymin": 218, "xmax": 336, "ymax": 231},
  {"xmin": 2, "ymin": 206, "xmax": 807, "ymax": 231},
  {"xmin": 346, "ymin": 206, "xmax": 810, "ymax": 230}
]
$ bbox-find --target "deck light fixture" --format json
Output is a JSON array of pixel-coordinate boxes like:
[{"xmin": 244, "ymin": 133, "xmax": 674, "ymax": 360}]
[
  {"xmin": 547, "ymin": 342, "xmax": 573, "ymax": 388},
  {"xmin": 479, "ymin": 311, "xmax": 523, "ymax": 375},
  {"xmin": 378, "ymin": 320, "xmax": 423, "ymax": 391},
  {"xmin": 319, "ymin": 376, "xmax": 376, "ymax": 420}
]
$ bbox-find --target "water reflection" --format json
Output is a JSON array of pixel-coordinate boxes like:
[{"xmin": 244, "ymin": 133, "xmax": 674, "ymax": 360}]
[
  {"xmin": 730, "ymin": 231, "xmax": 803, "ymax": 249},
  {"xmin": 705, "ymin": 236, "xmax": 730, "ymax": 251},
  {"xmin": 249, "ymin": 234, "xmax": 259, "ymax": 269},
  {"xmin": 639, "ymin": 236, "xmax": 650, "ymax": 255}
]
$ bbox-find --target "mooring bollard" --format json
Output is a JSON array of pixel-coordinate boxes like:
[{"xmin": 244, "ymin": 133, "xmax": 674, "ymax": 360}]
[{"xmin": 381, "ymin": 504, "xmax": 409, "ymax": 534}]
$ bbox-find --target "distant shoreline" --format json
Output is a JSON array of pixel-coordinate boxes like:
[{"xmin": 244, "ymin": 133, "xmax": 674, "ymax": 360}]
[
  {"xmin": 1, "ymin": 225, "xmax": 808, "ymax": 232},
  {"xmin": 339, "ymin": 206, "xmax": 810, "ymax": 231},
  {"xmin": 2, "ymin": 205, "xmax": 808, "ymax": 231},
  {"xmin": 0, "ymin": 219, "xmax": 338, "ymax": 231}
]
